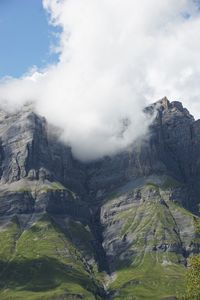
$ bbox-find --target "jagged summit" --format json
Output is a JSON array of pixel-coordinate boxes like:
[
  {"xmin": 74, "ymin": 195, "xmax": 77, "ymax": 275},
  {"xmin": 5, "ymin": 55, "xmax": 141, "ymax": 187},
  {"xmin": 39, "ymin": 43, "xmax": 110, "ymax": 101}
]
[
  {"xmin": 152, "ymin": 96, "xmax": 186, "ymax": 111},
  {"xmin": 145, "ymin": 97, "xmax": 193, "ymax": 119},
  {"xmin": 153, "ymin": 96, "xmax": 171, "ymax": 109}
]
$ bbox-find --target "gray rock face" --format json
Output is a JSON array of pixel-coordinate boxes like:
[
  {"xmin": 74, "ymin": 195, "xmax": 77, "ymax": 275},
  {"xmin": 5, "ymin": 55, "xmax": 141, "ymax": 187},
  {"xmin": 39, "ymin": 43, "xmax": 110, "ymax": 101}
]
[
  {"xmin": 0, "ymin": 98, "xmax": 198, "ymax": 202},
  {"xmin": 86, "ymin": 98, "xmax": 200, "ymax": 207},
  {"xmin": 0, "ymin": 104, "xmax": 87, "ymax": 193},
  {"xmin": 0, "ymin": 98, "xmax": 199, "ymax": 278}
]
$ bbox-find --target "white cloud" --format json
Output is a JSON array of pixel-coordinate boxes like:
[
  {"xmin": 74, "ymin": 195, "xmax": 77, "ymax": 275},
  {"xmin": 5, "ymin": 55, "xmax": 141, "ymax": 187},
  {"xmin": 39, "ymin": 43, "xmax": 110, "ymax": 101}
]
[{"xmin": 0, "ymin": 0, "xmax": 200, "ymax": 160}]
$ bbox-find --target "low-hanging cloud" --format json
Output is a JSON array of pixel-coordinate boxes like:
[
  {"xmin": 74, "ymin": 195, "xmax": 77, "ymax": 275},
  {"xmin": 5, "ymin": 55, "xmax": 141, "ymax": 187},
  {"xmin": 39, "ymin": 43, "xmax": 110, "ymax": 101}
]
[{"xmin": 0, "ymin": 0, "xmax": 200, "ymax": 160}]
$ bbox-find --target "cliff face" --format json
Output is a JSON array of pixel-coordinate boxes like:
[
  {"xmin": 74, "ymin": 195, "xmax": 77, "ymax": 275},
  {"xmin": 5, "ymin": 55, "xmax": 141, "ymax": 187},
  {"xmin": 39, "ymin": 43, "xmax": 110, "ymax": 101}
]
[{"xmin": 0, "ymin": 98, "xmax": 199, "ymax": 300}]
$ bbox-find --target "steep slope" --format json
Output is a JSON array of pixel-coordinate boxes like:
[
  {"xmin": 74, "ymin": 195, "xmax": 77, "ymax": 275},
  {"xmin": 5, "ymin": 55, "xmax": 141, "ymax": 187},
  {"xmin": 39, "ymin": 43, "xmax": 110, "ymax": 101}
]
[
  {"xmin": 0, "ymin": 105, "xmax": 105, "ymax": 299},
  {"xmin": 100, "ymin": 176, "xmax": 198, "ymax": 299},
  {"xmin": 0, "ymin": 215, "xmax": 104, "ymax": 300},
  {"xmin": 0, "ymin": 99, "xmax": 199, "ymax": 299}
]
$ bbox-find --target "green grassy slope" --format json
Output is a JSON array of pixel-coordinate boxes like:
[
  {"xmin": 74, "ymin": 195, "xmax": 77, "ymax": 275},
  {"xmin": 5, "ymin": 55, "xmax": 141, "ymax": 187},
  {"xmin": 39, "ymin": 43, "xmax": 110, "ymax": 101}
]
[
  {"xmin": 0, "ymin": 215, "xmax": 103, "ymax": 300},
  {"xmin": 109, "ymin": 252, "xmax": 186, "ymax": 300},
  {"xmin": 0, "ymin": 178, "xmax": 199, "ymax": 299},
  {"xmin": 102, "ymin": 180, "xmax": 198, "ymax": 299}
]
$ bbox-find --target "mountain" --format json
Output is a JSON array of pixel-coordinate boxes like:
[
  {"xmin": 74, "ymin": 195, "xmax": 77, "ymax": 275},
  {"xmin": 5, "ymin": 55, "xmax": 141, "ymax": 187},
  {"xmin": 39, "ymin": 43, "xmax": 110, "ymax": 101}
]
[{"xmin": 0, "ymin": 98, "xmax": 199, "ymax": 300}]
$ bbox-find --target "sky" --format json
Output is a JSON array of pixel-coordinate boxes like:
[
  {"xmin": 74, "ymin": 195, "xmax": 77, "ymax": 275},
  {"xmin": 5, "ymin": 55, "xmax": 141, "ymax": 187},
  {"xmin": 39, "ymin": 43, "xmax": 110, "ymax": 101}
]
[
  {"xmin": 0, "ymin": 0, "xmax": 59, "ymax": 78},
  {"xmin": 0, "ymin": 0, "xmax": 200, "ymax": 161}
]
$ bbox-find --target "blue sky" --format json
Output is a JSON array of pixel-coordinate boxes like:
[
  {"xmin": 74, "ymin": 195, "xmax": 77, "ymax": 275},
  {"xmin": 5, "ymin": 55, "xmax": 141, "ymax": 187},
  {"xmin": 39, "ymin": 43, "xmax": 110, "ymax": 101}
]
[
  {"xmin": 0, "ymin": 0, "xmax": 200, "ymax": 159},
  {"xmin": 0, "ymin": 0, "xmax": 59, "ymax": 79}
]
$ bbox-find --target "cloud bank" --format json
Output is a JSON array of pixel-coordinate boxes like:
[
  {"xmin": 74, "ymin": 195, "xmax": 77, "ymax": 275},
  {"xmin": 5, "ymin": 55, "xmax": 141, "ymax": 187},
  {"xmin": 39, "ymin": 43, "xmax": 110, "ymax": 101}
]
[{"xmin": 0, "ymin": 0, "xmax": 200, "ymax": 160}]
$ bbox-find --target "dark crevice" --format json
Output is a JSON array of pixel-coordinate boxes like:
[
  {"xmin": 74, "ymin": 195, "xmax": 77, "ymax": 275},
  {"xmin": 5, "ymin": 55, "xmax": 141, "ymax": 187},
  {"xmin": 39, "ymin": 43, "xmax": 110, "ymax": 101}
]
[{"xmin": 90, "ymin": 207, "xmax": 111, "ymax": 275}]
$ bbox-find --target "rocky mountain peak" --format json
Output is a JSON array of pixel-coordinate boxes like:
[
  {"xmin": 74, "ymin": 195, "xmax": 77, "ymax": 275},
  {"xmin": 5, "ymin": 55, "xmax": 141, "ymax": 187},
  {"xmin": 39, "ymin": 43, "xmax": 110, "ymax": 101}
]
[
  {"xmin": 146, "ymin": 97, "xmax": 194, "ymax": 121},
  {"xmin": 153, "ymin": 97, "xmax": 187, "ymax": 113},
  {"xmin": 155, "ymin": 96, "xmax": 170, "ymax": 109}
]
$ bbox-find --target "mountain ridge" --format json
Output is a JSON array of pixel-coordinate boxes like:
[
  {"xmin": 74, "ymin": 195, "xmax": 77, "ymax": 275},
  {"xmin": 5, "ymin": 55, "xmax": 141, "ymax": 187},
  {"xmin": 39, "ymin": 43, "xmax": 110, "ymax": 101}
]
[{"xmin": 0, "ymin": 98, "xmax": 199, "ymax": 299}]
